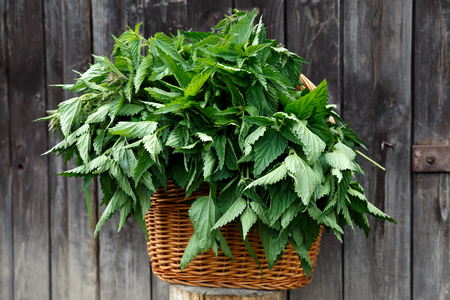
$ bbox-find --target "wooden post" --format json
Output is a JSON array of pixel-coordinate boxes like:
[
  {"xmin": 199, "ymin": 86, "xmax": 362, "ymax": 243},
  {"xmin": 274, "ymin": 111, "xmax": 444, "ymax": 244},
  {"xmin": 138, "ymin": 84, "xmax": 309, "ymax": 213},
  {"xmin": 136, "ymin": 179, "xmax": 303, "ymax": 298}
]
[{"xmin": 169, "ymin": 284, "xmax": 285, "ymax": 300}]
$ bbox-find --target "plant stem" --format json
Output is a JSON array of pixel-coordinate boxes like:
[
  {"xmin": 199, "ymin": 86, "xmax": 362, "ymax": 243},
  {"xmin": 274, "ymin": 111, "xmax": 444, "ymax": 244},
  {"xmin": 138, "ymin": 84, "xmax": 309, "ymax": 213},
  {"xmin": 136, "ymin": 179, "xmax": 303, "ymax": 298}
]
[{"xmin": 355, "ymin": 150, "xmax": 386, "ymax": 171}]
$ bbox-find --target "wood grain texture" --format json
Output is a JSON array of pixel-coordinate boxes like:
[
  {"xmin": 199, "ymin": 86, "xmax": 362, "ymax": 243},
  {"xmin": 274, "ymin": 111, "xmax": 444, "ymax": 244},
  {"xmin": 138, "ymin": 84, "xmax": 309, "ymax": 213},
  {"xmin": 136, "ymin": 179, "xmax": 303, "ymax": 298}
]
[
  {"xmin": 342, "ymin": 0, "xmax": 412, "ymax": 299},
  {"xmin": 186, "ymin": 0, "xmax": 232, "ymax": 32},
  {"xmin": 98, "ymin": 215, "xmax": 151, "ymax": 299},
  {"xmin": 286, "ymin": 0, "xmax": 341, "ymax": 107},
  {"xmin": 413, "ymin": 1, "xmax": 450, "ymax": 299},
  {"xmin": 290, "ymin": 232, "xmax": 342, "ymax": 299},
  {"xmin": 0, "ymin": 0, "xmax": 13, "ymax": 299},
  {"xmin": 235, "ymin": 0, "xmax": 285, "ymax": 44},
  {"xmin": 43, "ymin": 1, "xmax": 99, "ymax": 299},
  {"xmin": 7, "ymin": 0, "xmax": 50, "ymax": 299},
  {"xmin": 287, "ymin": 2, "xmax": 343, "ymax": 299},
  {"xmin": 92, "ymin": 2, "xmax": 151, "ymax": 299},
  {"xmin": 92, "ymin": 0, "xmax": 145, "ymax": 56},
  {"xmin": 145, "ymin": 0, "xmax": 187, "ymax": 37},
  {"xmin": 152, "ymin": 272, "xmax": 170, "ymax": 300}
]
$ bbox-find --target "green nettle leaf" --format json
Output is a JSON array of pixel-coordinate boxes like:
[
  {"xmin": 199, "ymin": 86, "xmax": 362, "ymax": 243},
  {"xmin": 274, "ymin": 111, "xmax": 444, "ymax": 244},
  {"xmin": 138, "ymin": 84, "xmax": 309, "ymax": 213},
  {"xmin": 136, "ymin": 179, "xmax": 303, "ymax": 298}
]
[
  {"xmin": 180, "ymin": 233, "xmax": 200, "ymax": 270},
  {"xmin": 335, "ymin": 141, "xmax": 356, "ymax": 160},
  {"xmin": 331, "ymin": 168, "xmax": 343, "ymax": 184},
  {"xmin": 245, "ymin": 163, "xmax": 288, "ymax": 190},
  {"xmin": 281, "ymin": 205, "xmax": 301, "ymax": 228},
  {"xmin": 284, "ymin": 79, "xmax": 328, "ymax": 120},
  {"xmin": 95, "ymin": 188, "xmax": 129, "ymax": 237},
  {"xmin": 244, "ymin": 126, "xmax": 266, "ymax": 155},
  {"xmin": 58, "ymin": 97, "xmax": 82, "ymax": 137},
  {"xmin": 214, "ymin": 230, "xmax": 233, "ymax": 260},
  {"xmin": 212, "ymin": 197, "xmax": 246, "ymax": 230},
  {"xmin": 285, "ymin": 152, "xmax": 319, "ymax": 206},
  {"xmin": 259, "ymin": 223, "xmax": 288, "ymax": 269},
  {"xmin": 240, "ymin": 206, "xmax": 257, "ymax": 239},
  {"xmin": 133, "ymin": 150, "xmax": 153, "ymax": 183},
  {"xmin": 108, "ymin": 96, "xmax": 125, "ymax": 126},
  {"xmin": 140, "ymin": 171, "xmax": 156, "ymax": 193},
  {"xmin": 109, "ymin": 162, "xmax": 136, "ymax": 202},
  {"xmin": 109, "ymin": 121, "xmax": 158, "ymax": 139},
  {"xmin": 129, "ymin": 37, "xmax": 141, "ymax": 71},
  {"xmin": 117, "ymin": 104, "xmax": 145, "ymax": 116},
  {"xmin": 185, "ymin": 69, "xmax": 213, "ymax": 97},
  {"xmin": 143, "ymin": 133, "xmax": 163, "ymax": 163},
  {"xmin": 213, "ymin": 133, "xmax": 226, "ymax": 170},
  {"xmin": 144, "ymin": 87, "xmax": 181, "ymax": 101},
  {"xmin": 229, "ymin": 9, "xmax": 257, "ymax": 46},
  {"xmin": 267, "ymin": 182, "xmax": 297, "ymax": 225},
  {"xmin": 290, "ymin": 235, "xmax": 313, "ymax": 278},
  {"xmin": 125, "ymin": 74, "xmax": 134, "ymax": 102},
  {"xmin": 157, "ymin": 50, "xmax": 191, "ymax": 88},
  {"xmin": 196, "ymin": 132, "xmax": 213, "ymax": 142},
  {"xmin": 189, "ymin": 196, "xmax": 219, "ymax": 250},
  {"xmin": 93, "ymin": 130, "xmax": 106, "ymax": 155},
  {"xmin": 292, "ymin": 119, "xmax": 326, "ymax": 164},
  {"xmin": 202, "ymin": 149, "xmax": 216, "ymax": 180},
  {"xmin": 223, "ymin": 76, "xmax": 244, "ymax": 107},
  {"xmin": 325, "ymin": 148, "xmax": 353, "ymax": 171},
  {"xmin": 253, "ymin": 130, "xmax": 288, "ymax": 176},
  {"xmin": 136, "ymin": 182, "xmax": 152, "ymax": 219},
  {"xmin": 86, "ymin": 104, "xmax": 110, "ymax": 124},
  {"xmin": 134, "ymin": 53, "xmax": 153, "ymax": 92},
  {"xmin": 118, "ymin": 201, "xmax": 132, "ymax": 231},
  {"xmin": 153, "ymin": 38, "xmax": 189, "ymax": 69},
  {"xmin": 76, "ymin": 131, "xmax": 91, "ymax": 164},
  {"xmin": 121, "ymin": 149, "xmax": 138, "ymax": 177}
]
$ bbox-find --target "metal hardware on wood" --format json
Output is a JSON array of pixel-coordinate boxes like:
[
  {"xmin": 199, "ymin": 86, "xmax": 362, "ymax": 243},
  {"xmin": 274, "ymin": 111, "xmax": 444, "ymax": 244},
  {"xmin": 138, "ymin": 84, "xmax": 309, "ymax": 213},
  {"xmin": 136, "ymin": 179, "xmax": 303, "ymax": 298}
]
[
  {"xmin": 426, "ymin": 154, "xmax": 436, "ymax": 163},
  {"xmin": 412, "ymin": 145, "xmax": 450, "ymax": 172},
  {"xmin": 381, "ymin": 141, "xmax": 395, "ymax": 151}
]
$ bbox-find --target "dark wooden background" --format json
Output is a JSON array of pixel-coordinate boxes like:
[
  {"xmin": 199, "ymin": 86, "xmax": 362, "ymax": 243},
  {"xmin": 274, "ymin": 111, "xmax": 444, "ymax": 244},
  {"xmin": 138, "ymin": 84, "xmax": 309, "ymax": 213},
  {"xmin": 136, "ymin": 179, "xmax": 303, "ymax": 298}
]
[{"xmin": 1, "ymin": 0, "xmax": 449, "ymax": 299}]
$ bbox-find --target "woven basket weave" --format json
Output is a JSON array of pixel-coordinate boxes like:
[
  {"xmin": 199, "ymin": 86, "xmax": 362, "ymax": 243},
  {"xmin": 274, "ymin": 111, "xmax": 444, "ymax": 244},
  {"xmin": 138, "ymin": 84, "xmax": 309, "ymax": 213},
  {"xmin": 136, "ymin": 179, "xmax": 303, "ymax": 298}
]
[{"xmin": 145, "ymin": 75, "xmax": 323, "ymax": 290}]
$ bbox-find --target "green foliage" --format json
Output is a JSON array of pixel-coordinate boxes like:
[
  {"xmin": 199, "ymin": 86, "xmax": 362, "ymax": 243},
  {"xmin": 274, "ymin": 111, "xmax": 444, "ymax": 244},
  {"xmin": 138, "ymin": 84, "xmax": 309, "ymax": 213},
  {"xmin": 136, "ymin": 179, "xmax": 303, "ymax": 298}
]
[{"xmin": 39, "ymin": 9, "xmax": 395, "ymax": 276}]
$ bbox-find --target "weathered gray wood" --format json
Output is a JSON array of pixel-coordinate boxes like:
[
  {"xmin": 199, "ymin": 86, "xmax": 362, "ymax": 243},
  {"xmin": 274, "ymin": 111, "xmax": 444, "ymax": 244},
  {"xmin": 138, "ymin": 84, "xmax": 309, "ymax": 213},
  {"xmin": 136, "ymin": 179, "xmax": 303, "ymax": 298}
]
[
  {"xmin": 98, "ymin": 211, "xmax": 151, "ymax": 299},
  {"xmin": 43, "ymin": 1, "xmax": 99, "ymax": 299},
  {"xmin": 342, "ymin": 0, "xmax": 412, "ymax": 299},
  {"xmin": 235, "ymin": 0, "xmax": 285, "ymax": 44},
  {"xmin": 290, "ymin": 232, "xmax": 342, "ymax": 299},
  {"xmin": 152, "ymin": 273, "xmax": 170, "ymax": 300},
  {"xmin": 92, "ymin": 0, "xmax": 145, "ymax": 56},
  {"xmin": 286, "ymin": 2, "xmax": 343, "ymax": 299},
  {"xmin": 413, "ymin": 1, "xmax": 450, "ymax": 299},
  {"xmin": 92, "ymin": 2, "xmax": 151, "ymax": 299},
  {"xmin": 186, "ymin": 0, "xmax": 232, "ymax": 32},
  {"xmin": 170, "ymin": 284, "xmax": 285, "ymax": 300},
  {"xmin": 7, "ymin": 0, "xmax": 50, "ymax": 299},
  {"xmin": 286, "ymin": 0, "xmax": 341, "ymax": 107},
  {"xmin": 145, "ymin": 0, "xmax": 187, "ymax": 36},
  {"xmin": 0, "ymin": 0, "xmax": 12, "ymax": 299}
]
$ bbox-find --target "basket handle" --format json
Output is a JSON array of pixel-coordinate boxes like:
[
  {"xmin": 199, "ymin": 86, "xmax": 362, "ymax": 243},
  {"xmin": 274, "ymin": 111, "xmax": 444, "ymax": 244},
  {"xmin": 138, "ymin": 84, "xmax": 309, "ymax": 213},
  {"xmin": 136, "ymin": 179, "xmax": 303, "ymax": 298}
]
[
  {"xmin": 299, "ymin": 74, "xmax": 317, "ymax": 92},
  {"xmin": 298, "ymin": 74, "xmax": 336, "ymax": 124}
]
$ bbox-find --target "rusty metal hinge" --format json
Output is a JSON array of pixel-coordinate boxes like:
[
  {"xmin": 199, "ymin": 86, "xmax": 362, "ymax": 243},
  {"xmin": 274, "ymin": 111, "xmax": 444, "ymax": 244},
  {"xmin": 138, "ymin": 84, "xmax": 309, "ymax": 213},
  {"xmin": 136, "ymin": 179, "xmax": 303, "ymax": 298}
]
[{"xmin": 412, "ymin": 145, "xmax": 450, "ymax": 172}]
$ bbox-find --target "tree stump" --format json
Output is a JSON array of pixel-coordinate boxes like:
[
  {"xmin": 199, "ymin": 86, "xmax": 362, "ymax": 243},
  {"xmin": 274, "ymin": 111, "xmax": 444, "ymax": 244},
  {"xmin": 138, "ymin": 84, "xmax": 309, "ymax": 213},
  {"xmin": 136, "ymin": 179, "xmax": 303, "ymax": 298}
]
[{"xmin": 169, "ymin": 284, "xmax": 285, "ymax": 300}]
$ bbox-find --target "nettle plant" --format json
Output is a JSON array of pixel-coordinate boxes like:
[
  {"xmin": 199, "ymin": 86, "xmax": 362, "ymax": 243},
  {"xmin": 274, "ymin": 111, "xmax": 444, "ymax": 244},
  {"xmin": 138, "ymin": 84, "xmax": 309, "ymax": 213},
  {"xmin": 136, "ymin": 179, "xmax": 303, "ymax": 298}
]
[{"xmin": 39, "ymin": 10, "xmax": 395, "ymax": 277}]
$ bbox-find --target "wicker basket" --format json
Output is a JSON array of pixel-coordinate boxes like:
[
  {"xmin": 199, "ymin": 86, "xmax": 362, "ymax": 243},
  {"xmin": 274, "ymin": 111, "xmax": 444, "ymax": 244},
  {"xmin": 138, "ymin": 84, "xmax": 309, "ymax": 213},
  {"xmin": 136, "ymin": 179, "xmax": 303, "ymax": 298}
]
[{"xmin": 145, "ymin": 75, "xmax": 324, "ymax": 290}]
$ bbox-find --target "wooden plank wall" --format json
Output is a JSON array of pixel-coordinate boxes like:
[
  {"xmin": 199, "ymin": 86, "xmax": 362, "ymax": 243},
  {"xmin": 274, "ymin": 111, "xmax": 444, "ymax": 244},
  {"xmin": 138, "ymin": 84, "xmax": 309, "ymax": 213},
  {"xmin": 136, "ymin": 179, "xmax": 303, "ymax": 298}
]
[
  {"xmin": 1, "ymin": 0, "xmax": 449, "ymax": 299},
  {"xmin": 413, "ymin": 1, "xmax": 450, "ymax": 299}
]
